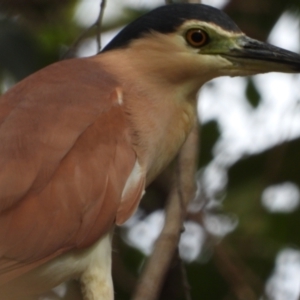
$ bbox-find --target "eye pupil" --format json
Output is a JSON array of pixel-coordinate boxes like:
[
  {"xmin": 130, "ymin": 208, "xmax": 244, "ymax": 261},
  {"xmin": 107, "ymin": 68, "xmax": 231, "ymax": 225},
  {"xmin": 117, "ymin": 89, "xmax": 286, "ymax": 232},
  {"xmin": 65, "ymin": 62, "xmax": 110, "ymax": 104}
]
[
  {"xmin": 191, "ymin": 31, "xmax": 204, "ymax": 43},
  {"xmin": 186, "ymin": 29, "xmax": 208, "ymax": 47}
]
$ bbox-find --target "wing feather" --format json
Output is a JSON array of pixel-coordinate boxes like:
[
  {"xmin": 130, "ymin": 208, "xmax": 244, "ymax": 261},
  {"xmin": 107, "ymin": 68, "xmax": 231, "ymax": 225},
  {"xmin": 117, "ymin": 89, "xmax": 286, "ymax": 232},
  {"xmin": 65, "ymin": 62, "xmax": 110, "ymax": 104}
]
[{"xmin": 0, "ymin": 57, "xmax": 144, "ymax": 283}]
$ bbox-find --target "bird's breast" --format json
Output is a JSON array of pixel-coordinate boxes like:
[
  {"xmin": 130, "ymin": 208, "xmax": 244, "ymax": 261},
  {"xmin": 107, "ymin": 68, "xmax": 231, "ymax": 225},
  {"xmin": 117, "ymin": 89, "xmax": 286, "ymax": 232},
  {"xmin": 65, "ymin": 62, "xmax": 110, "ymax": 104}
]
[{"xmin": 124, "ymin": 89, "xmax": 197, "ymax": 184}]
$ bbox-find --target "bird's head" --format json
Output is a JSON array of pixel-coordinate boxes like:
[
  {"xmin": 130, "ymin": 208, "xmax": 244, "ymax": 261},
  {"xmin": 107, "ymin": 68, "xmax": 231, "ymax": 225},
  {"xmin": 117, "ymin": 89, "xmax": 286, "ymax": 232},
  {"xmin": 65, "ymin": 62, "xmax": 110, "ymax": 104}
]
[{"xmin": 102, "ymin": 4, "xmax": 300, "ymax": 93}]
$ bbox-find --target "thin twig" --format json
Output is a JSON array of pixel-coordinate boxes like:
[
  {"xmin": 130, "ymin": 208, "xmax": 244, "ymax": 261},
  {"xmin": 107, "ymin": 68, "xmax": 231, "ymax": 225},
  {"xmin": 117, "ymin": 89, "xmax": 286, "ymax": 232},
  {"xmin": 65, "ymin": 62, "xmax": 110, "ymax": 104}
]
[
  {"xmin": 96, "ymin": 0, "xmax": 107, "ymax": 52},
  {"xmin": 62, "ymin": 0, "xmax": 106, "ymax": 59},
  {"xmin": 166, "ymin": 0, "xmax": 201, "ymax": 3},
  {"xmin": 183, "ymin": 0, "xmax": 201, "ymax": 2}
]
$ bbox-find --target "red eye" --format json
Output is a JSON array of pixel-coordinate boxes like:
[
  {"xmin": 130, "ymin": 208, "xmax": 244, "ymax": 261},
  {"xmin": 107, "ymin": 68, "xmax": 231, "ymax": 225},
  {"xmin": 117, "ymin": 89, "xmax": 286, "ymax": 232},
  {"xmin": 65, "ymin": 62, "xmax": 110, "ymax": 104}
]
[{"xmin": 186, "ymin": 29, "xmax": 208, "ymax": 48}]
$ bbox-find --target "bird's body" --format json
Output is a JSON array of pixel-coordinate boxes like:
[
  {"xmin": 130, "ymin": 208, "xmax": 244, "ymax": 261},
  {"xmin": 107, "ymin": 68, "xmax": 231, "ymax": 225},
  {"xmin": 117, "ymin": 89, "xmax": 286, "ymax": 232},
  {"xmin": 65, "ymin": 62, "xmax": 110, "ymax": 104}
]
[
  {"xmin": 1, "ymin": 3, "xmax": 300, "ymax": 300},
  {"xmin": 0, "ymin": 39, "xmax": 199, "ymax": 299}
]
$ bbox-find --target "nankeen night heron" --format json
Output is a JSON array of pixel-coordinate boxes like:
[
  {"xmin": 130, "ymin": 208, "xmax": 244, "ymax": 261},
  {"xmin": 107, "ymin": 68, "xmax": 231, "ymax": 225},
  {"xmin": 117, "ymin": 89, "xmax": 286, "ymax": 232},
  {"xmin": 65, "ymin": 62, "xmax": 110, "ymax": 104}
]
[{"xmin": 0, "ymin": 3, "xmax": 300, "ymax": 300}]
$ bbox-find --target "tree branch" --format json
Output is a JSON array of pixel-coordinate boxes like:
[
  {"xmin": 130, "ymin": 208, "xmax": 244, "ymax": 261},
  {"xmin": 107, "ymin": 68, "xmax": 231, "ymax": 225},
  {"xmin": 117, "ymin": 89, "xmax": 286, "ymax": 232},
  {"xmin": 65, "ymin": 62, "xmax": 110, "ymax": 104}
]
[
  {"xmin": 96, "ymin": 0, "xmax": 106, "ymax": 52},
  {"xmin": 62, "ymin": 0, "xmax": 106, "ymax": 59}
]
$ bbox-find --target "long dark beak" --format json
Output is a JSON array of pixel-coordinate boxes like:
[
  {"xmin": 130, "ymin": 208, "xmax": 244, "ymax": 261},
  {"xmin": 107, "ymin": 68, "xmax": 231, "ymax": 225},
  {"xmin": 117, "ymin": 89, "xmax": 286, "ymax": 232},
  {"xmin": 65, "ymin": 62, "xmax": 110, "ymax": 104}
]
[{"xmin": 223, "ymin": 35, "xmax": 300, "ymax": 73}]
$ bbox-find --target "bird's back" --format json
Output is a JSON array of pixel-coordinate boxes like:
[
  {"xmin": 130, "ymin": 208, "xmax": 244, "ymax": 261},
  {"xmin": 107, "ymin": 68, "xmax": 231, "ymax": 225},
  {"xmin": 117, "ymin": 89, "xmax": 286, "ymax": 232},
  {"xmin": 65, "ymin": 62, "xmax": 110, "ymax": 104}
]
[{"xmin": 0, "ymin": 57, "xmax": 137, "ymax": 287}]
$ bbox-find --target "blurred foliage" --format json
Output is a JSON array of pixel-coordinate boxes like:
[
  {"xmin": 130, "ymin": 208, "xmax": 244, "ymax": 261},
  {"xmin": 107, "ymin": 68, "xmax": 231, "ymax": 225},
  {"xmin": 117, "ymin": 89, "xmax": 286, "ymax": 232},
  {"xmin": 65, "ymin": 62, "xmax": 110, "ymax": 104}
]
[
  {"xmin": 199, "ymin": 120, "xmax": 220, "ymax": 167},
  {"xmin": 0, "ymin": 0, "xmax": 79, "ymax": 80},
  {"xmin": 1, "ymin": 0, "xmax": 300, "ymax": 300},
  {"xmin": 246, "ymin": 78, "xmax": 261, "ymax": 108}
]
